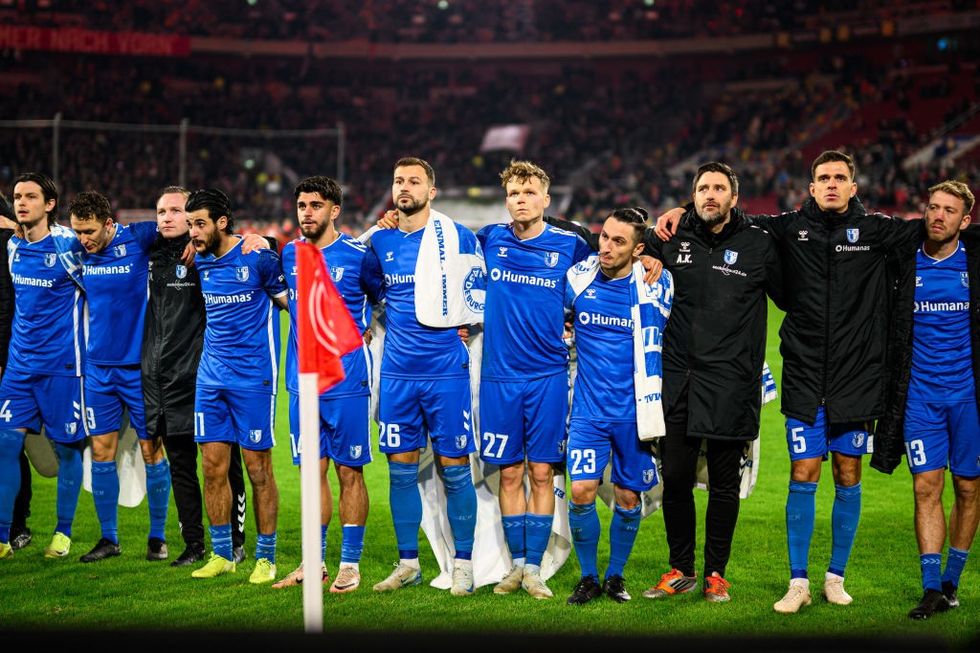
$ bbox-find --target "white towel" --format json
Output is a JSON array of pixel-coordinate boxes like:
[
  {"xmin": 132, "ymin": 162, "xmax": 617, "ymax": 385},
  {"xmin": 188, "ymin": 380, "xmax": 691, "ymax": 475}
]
[
  {"xmin": 567, "ymin": 256, "xmax": 673, "ymax": 441},
  {"xmin": 414, "ymin": 210, "xmax": 486, "ymax": 327}
]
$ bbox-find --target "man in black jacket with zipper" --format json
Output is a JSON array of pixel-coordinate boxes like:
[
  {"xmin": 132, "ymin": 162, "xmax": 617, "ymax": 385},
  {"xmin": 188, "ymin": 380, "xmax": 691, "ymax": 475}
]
[
  {"xmin": 643, "ymin": 162, "xmax": 782, "ymax": 603},
  {"xmin": 142, "ymin": 186, "xmax": 248, "ymax": 566},
  {"xmin": 873, "ymin": 180, "xmax": 979, "ymax": 620}
]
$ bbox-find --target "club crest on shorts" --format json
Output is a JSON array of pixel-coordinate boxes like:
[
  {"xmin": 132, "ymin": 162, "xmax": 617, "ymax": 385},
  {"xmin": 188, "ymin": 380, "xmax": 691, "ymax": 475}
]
[
  {"xmin": 330, "ymin": 266, "xmax": 344, "ymax": 283},
  {"xmin": 643, "ymin": 468, "xmax": 656, "ymax": 485},
  {"xmin": 114, "ymin": 244, "xmax": 127, "ymax": 258},
  {"xmin": 724, "ymin": 249, "xmax": 738, "ymax": 265},
  {"xmin": 962, "ymin": 272, "xmax": 969, "ymax": 288},
  {"xmin": 455, "ymin": 435, "xmax": 468, "ymax": 450},
  {"xmin": 349, "ymin": 445, "xmax": 363, "ymax": 460},
  {"xmin": 846, "ymin": 228, "xmax": 860, "ymax": 244},
  {"xmin": 236, "ymin": 266, "xmax": 250, "ymax": 282},
  {"xmin": 851, "ymin": 431, "xmax": 866, "ymax": 449},
  {"xmin": 44, "ymin": 253, "xmax": 57, "ymax": 267},
  {"xmin": 249, "ymin": 429, "xmax": 263, "ymax": 444},
  {"xmin": 544, "ymin": 251, "xmax": 559, "ymax": 268},
  {"xmin": 65, "ymin": 422, "xmax": 77, "ymax": 435},
  {"xmin": 175, "ymin": 264, "xmax": 187, "ymax": 279}
]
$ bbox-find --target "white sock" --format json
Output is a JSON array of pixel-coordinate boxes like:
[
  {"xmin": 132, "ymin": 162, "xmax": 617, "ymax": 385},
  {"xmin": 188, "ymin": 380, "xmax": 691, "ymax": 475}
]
[
  {"xmin": 512, "ymin": 557, "xmax": 526, "ymax": 568},
  {"xmin": 791, "ymin": 577, "xmax": 810, "ymax": 589},
  {"xmin": 400, "ymin": 557, "xmax": 420, "ymax": 569},
  {"xmin": 825, "ymin": 571, "xmax": 844, "ymax": 582},
  {"xmin": 340, "ymin": 561, "xmax": 359, "ymax": 571}
]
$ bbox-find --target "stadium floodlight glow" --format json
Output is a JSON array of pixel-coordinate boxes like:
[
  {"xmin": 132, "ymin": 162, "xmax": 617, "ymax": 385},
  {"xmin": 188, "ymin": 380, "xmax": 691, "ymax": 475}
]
[
  {"xmin": 644, "ymin": 0, "xmax": 654, "ymax": 6},
  {"xmin": 438, "ymin": 0, "xmax": 449, "ymax": 9}
]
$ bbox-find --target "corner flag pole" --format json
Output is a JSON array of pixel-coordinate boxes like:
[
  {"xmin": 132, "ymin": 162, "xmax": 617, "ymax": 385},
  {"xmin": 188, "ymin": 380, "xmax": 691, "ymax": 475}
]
[{"xmin": 298, "ymin": 371, "xmax": 323, "ymax": 633}]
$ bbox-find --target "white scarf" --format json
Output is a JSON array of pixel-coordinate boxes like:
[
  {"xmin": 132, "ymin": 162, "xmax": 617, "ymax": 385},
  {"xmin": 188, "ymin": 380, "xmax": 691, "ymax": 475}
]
[
  {"xmin": 414, "ymin": 209, "xmax": 486, "ymax": 327},
  {"xmin": 567, "ymin": 255, "xmax": 673, "ymax": 441}
]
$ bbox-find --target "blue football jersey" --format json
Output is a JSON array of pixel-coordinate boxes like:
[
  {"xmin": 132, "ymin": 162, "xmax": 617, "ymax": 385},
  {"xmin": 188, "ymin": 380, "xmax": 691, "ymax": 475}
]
[
  {"xmin": 567, "ymin": 271, "xmax": 639, "ymax": 422},
  {"xmin": 282, "ymin": 234, "xmax": 382, "ymax": 397},
  {"xmin": 7, "ymin": 233, "xmax": 86, "ymax": 376},
  {"xmin": 478, "ymin": 223, "xmax": 592, "ymax": 381},
  {"xmin": 365, "ymin": 225, "xmax": 473, "ymax": 379},
  {"xmin": 83, "ymin": 221, "xmax": 157, "ymax": 366},
  {"xmin": 196, "ymin": 239, "xmax": 288, "ymax": 392},
  {"xmin": 909, "ymin": 245, "xmax": 973, "ymax": 402}
]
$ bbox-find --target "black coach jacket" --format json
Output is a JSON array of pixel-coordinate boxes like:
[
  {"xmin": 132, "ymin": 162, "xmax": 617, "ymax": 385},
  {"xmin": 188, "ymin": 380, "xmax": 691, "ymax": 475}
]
[
  {"xmin": 872, "ymin": 231, "xmax": 980, "ymax": 473},
  {"xmin": 752, "ymin": 197, "xmax": 922, "ymax": 425},
  {"xmin": 0, "ymin": 228, "xmax": 14, "ymax": 371},
  {"xmin": 646, "ymin": 208, "xmax": 782, "ymax": 440},
  {"xmin": 141, "ymin": 234, "xmax": 205, "ymax": 438}
]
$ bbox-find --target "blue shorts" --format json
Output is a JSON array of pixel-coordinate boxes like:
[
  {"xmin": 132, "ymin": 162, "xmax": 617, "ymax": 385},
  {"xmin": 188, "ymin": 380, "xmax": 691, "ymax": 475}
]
[
  {"xmin": 194, "ymin": 386, "xmax": 276, "ymax": 451},
  {"xmin": 479, "ymin": 373, "xmax": 569, "ymax": 465},
  {"xmin": 378, "ymin": 376, "xmax": 475, "ymax": 458},
  {"xmin": 0, "ymin": 369, "xmax": 84, "ymax": 443},
  {"xmin": 567, "ymin": 418, "xmax": 658, "ymax": 492},
  {"xmin": 288, "ymin": 392, "xmax": 372, "ymax": 468},
  {"xmin": 904, "ymin": 400, "xmax": 980, "ymax": 478},
  {"xmin": 84, "ymin": 364, "xmax": 148, "ymax": 439},
  {"xmin": 786, "ymin": 406, "xmax": 873, "ymax": 461}
]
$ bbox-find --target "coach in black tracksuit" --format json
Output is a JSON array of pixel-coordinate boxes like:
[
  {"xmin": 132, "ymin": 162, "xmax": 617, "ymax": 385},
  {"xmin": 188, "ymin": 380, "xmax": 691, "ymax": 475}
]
[
  {"xmin": 645, "ymin": 163, "xmax": 783, "ymax": 599},
  {"xmin": 142, "ymin": 187, "xmax": 248, "ymax": 567}
]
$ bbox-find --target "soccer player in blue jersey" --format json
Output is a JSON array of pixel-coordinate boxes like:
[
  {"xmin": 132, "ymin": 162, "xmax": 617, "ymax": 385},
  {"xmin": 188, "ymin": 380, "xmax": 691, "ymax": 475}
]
[
  {"xmin": 272, "ymin": 176, "xmax": 382, "ymax": 593},
  {"xmin": 0, "ymin": 172, "xmax": 86, "ymax": 561},
  {"xmin": 67, "ymin": 191, "xmax": 172, "ymax": 563},
  {"xmin": 365, "ymin": 157, "xmax": 479, "ymax": 596},
  {"xmin": 564, "ymin": 208, "xmax": 671, "ymax": 605},
  {"xmin": 184, "ymin": 188, "xmax": 288, "ymax": 584},
  {"xmin": 477, "ymin": 160, "xmax": 593, "ymax": 599},
  {"xmin": 874, "ymin": 181, "xmax": 980, "ymax": 619}
]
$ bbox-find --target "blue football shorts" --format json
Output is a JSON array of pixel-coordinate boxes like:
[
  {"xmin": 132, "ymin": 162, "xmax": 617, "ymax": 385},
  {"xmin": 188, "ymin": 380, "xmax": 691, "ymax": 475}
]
[
  {"xmin": 567, "ymin": 417, "xmax": 658, "ymax": 492},
  {"xmin": 904, "ymin": 400, "xmax": 980, "ymax": 477},
  {"xmin": 288, "ymin": 392, "xmax": 371, "ymax": 468},
  {"xmin": 378, "ymin": 376, "xmax": 475, "ymax": 458},
  {"xmin": 479, "ymin": 372, "xmax": 569, "ymax": 465},
  {"xmin": 0, "ymin": 369, "xmax": 84, "ymax": 443},
  {"xmin": 786, "ymin": 406, "xmax": 873, "ymax": 461},
  {"xmin": 83, "ymin": 363, "xmax": 148, "ymax": 439},
  {"xmin": 194, "ymin": 386, "xmax": 276, "ymax": 451}
]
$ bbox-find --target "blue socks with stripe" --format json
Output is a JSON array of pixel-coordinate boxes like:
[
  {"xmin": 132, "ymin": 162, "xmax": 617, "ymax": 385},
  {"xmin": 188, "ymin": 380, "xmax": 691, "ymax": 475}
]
[
  {"xmin": 443, "ymin": 464, "xmax": 476, "ymax": 559},
  {"xmin": 210, "ymin": 523, "xmax": 233, "ymax": 561},
  {"xmin": 920, "ymin": 553, "xmax": 943, "ymax": 592},
  {"xmin": 569, "ymin": 501, "xmax": 600, "ymax": 580},
  {"xmin": 502, "ymin": 514, "xmax": 526, "ymax": 565},
  {"xmin": 786, "ymin": 480, "xmax": 817, "ymax": 578},
  {"xmin": 0, "ymin": 429, "xmax": 25, "ymax": 544},
  {"xmin": 51, "ymin": 442, "xmax": 83, "ymax": 537},
  {"xmin": 91, "ymin": 460, "xmax": 120, "ymax": 544},
  {"xmin": 388, "ymin": 461, "xmax": 421, "ymax": 559},
  {"xmin": 943, "ymin": 547, "xmax": 969, "ymax": 589},
  {"xmin": 256, "ymin": 532, "xmax": 277, "ymax": 563},
  {"xmin": 525, "ymin": 512, "xmax": 553, "ymax": 567},
  {"xmin": 340, "ymin": 524, "xmax": 365, "ymax": 564},
  {"xmin": 606, "ymin": 504, "xmax": 642, "ymax": 578},
  {"xmin": 145, "ymin": 459, "xmax": 171, "ymax": 541},
  {"xmin": 829, "ymin": 483, "xmax": 861, "ymax": 577}
]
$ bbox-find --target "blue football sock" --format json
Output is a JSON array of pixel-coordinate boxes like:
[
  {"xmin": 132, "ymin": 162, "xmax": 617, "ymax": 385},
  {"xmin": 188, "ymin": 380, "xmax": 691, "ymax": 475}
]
[
  {"xmin": 942, "ymin": 547, "xmax": 969, "ymax": 588},
  {"xmin": 256, "ymin": 532, "xmax": 277, "ymax": 563},
  {"xmin": 0, "ymin": 430, "xmax": 25, "ymax": 544},
  {"xmin": 340, "ymin": 524, "xmax": 366, "ymax": 564},
  {"xmin": 786, "ymin": 480, "xmax": 817, "ymax": 579},
  {"xmin": 145, "ymin": 459, "xmax": 171, "ymax": 541},
  {"xmin": 606, "ymin": 504, "xmax": 642, "ymax": 579},
  {"xmin": 502, "ymin": 514, "xmax": 526, "ymax": 563},
  {"xmin": 91, "ymin": 460, "xmax": 120, "ymax": 544},
  {"xmin": 210, "ymin": 523, "xmax": 233, "ymax": 561},
  {"xmin": 388, "ymin": 461, "xmax": 421, "ymax": 559},
  {"xmin": 920, "ymin": 553, "xmax": 943, "ymax": 592},
  {"xmin": 569, "ymin": 501, "xmax": 600, "ymax": 580},
  {"xmin": 525, "ymin": 512, "xmax": 554, "ymax": 567},
  {"xmin": 443, "ymin": 464, "xmax": 476, "ymax": 559},
  {"xmin": 321, "ymin": 523, "xmax": 328, "ymax": 561},
  {"xmin": 52, "ymin": 443, "xmax": 82, "ymax": 537},
  {"xmin": 828, "ymin": 483, "xmax": 861, "ymax": 577}
]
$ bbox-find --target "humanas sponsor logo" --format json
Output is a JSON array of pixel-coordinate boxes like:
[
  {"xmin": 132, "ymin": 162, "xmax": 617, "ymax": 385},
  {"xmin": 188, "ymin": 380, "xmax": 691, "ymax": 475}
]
[
  {"xmin": 577, "ymin": 311, "xmax": 632, "ymax": 328},
  {"xmin": 385, "ymin": 272, "xmax": 415, "ymax": 286},
  {"xmin": 84, "ymin": 264, "xmax": 132, "ymax": 275},
  {"xmin": 914, "ymin": 300, "xmax": 969, "ymax": 313},
  {"xmin": 12, "ymin": 273, "xmax": 53, "ymax": 288},
  {"xmin": 203, "ymin": 291, "xmax": 255, "ymax": 305},
  {"xmin": 836, "ymin": 244, "xmax": 870, "ymax": 252},
  {"xmin": 489, "ymin": 267, "xmax": 557, "ymax": 289}
]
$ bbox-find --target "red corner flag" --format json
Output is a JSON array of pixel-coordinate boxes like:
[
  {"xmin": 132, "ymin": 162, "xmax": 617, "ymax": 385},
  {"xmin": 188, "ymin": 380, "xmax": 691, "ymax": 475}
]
[{"xmin": 295, "ymin": 241, "xmax": 363, "ymax": 394}]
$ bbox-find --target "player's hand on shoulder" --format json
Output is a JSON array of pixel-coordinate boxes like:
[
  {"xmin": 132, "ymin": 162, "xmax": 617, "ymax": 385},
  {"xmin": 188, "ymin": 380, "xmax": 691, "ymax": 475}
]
[
  {"xmin": 640, "ymin": 255, "xmax": 663, "ymax": 284},
  {"xmin": 241, "ymin": 233, "xmax": 272, "ymax": 254},
  {"xmin": 180, "ymin": 241, "xmax": 196, "ymax": 267},
  {"xmin": 654, "ymin": 207, "xmax": 684, "ymax": 241},
  {"xmin": 378, "ymin": 210, "xmax": 399, "ymax": 230}
]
